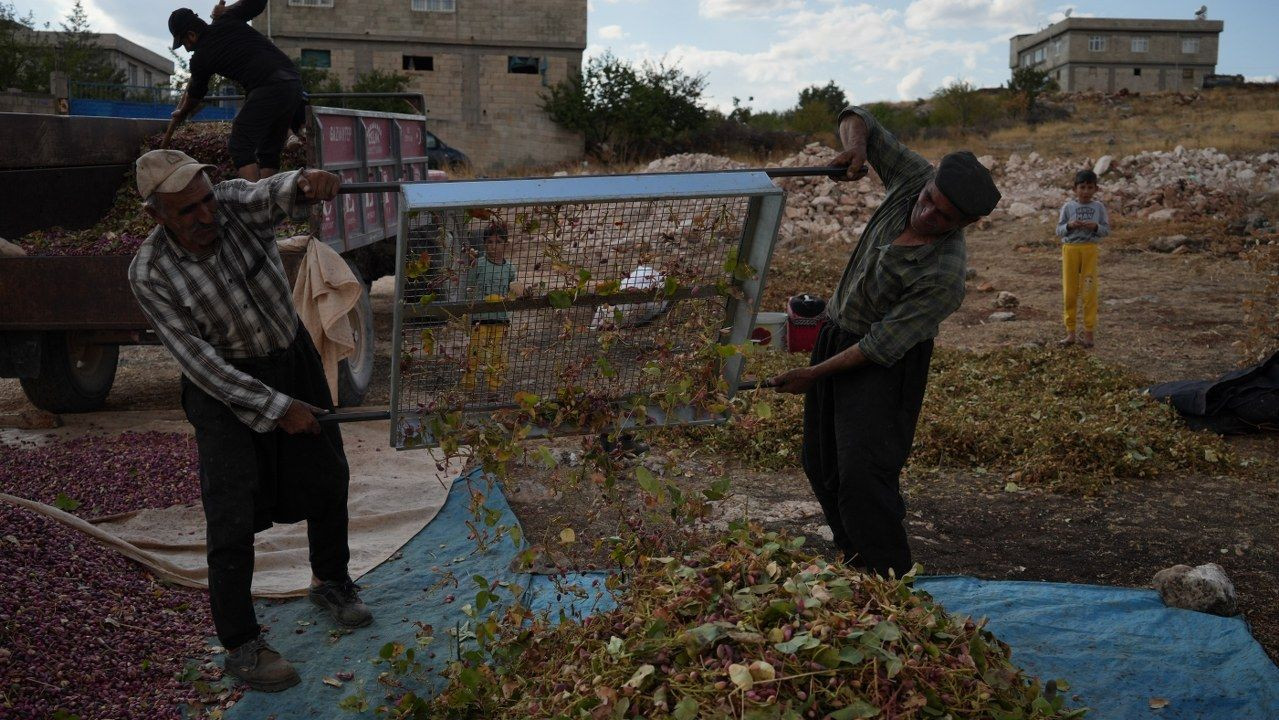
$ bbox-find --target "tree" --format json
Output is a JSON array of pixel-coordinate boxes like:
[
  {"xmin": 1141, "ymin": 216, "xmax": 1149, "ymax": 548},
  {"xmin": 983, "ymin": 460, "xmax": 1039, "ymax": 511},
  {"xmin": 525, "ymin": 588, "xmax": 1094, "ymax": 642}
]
[
  {"xmin": 796, "ymin": 80, "xmax": 847, "ymax": 117},
  {"xmin": 53, "ymin": 0, "xmax": 123, "ymax": 83},
  {"xmin": 0, "ymin": 2, "xmax": 45, "ymax": 92},
  {"xmin": 347, "ymin": 69, "xmax": 413, "ymax": 112},
  {"xmin": 541, "ymin": 52, "xmax": 708, "ymax": 162},
  {"xmin": 930, "ymin": 80, "xmax": 999, "ymax": 131},
  {"xmin": 1007, "ymin": 66, "xmax": 1058, "ymax": 119}
]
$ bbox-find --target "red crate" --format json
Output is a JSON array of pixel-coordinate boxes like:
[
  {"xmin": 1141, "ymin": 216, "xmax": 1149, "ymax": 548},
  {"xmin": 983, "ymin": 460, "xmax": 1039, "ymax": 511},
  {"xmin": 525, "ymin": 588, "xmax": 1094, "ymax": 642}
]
[{"xmin": 786, "ymin": 294, "xmax": 826, "ymax": 353}]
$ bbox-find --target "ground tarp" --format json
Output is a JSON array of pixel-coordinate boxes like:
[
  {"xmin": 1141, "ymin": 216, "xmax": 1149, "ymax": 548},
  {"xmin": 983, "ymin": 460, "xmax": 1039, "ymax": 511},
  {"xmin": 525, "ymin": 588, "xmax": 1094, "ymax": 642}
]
[{"xmin": 215, "ymin": 477, "xmax": 1279, "ymax": 720}]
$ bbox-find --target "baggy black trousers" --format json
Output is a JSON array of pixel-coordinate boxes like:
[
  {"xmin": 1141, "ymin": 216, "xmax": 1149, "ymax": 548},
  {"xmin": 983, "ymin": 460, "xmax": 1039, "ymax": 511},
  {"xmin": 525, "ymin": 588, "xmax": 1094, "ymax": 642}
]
[
  {"xmin": 801, "ymin": 322, "xmax": 933, "ymax": 577},
  {"xmin": 180, "ymin": 324, "xmax": 350, "ymax": 650}
]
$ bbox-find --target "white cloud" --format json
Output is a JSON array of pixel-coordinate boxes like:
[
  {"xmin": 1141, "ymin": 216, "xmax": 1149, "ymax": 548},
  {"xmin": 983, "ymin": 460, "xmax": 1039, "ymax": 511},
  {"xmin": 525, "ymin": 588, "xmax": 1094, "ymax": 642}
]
[
  {"xmin": 699, "ymin": 0, "xmax": 802, "ymax": 20},
  {"xmin": 897, "ymin": 67, "xmax": 927, "ymax": 100},
  {"xmin": 598, "ymin": 24, "xmax": 626, "ymax": 40},
  {"xmin": 904, "ymin": 0, "xmax": 1039, "ymax": 31}
]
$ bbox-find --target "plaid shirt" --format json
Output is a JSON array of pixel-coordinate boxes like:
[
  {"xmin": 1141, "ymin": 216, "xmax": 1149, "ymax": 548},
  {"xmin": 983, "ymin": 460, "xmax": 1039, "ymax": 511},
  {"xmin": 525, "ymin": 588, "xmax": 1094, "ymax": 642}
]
[
  {"xmin": 129, "ymin": 171, "xmax": 313, "ymax": 432},
  {"xmin": 826, "ymin": 106, "xmax": 968, "ymax": 367}
]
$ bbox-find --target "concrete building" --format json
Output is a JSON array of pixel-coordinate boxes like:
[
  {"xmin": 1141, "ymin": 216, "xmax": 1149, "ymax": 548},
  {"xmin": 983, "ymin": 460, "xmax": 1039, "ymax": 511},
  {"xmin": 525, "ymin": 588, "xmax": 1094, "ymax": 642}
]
[
  {"xmin": 1009, "ymin": 15, "xmax": 1223, "ymax": 93},
  {"xmin": 253, "ymin": 0, "xmax": 586, "ymax": 170},
  {"xmin": 30, "ymin": 31, "xmax": 174, "ymax": 87}
]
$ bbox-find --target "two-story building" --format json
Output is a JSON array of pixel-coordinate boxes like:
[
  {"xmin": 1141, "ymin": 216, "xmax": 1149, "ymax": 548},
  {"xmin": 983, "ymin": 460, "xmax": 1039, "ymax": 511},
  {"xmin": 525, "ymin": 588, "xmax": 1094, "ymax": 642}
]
[
  {"xmin": 253, "ymin": 0, "xmax": 586, "ymax": 170},
  {"xmin": 1009, "ymin": 16, "xmax": 1224, "ymax": 93},
  {"xmin": 29, "ymin": 30, "xmax": 174, "ymax": 88}
]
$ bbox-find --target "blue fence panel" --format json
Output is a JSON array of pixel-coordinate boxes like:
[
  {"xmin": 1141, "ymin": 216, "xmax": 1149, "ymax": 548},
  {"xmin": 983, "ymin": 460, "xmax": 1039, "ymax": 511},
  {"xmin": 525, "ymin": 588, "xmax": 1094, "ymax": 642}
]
[{"xmin": 68, "ymin": 98, "xmax": 236, "ymax": 121}]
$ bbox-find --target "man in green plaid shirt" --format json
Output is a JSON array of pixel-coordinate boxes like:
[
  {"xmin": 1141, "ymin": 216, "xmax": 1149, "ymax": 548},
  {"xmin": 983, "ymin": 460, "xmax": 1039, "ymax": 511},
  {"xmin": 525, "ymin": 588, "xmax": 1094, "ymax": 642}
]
[{"xmin": 772, "ymin": 105, "xmax": 1001, "ymax": 577}]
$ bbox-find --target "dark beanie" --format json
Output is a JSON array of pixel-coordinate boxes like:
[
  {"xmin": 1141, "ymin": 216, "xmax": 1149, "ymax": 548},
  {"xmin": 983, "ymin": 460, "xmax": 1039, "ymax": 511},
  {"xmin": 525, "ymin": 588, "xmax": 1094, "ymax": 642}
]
[{"xmin": 935, "ymin": 151, "xmax": 1001, "ymax": 218}]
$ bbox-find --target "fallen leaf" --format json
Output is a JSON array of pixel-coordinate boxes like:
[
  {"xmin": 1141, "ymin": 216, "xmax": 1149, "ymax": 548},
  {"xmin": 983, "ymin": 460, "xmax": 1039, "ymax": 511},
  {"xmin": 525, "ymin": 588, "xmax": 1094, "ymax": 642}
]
[
  {"xmin": 560, "ymin": 528, "xmax": 576, "ymax": 544},
  {"xmin": 322, "ymin": 676, "xmax": 343, "ymax": 688},
  {"xmin": 1149, "ymin": 698, "xmax": 1170, "ymax": 709},
  {"xmin": 728, "ymin": 663, "xmax": 754, "ymax": 691}
]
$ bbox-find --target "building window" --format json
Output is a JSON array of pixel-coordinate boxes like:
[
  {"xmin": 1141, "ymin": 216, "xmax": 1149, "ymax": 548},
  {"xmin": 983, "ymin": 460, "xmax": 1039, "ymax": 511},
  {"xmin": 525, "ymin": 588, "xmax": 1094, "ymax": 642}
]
[
  {"xmin": 1133, "ymin": 67, "xmax": 1142, "ymax": 76},
  {"xmin": 1088, "ymin": 35, "xmax": 1106, "ymax": 52},
  {"xmin": 508, "ymin": 56, "xmax": 540, "ymax": 75},
  {"xmin": 144, "ymin": 70, "xmax": 153, "ymax": 86},
  {"xmin": 1033, "ymin": 47, "xmax": 1045, "ymax": 63},
  {"xmin": 1182, "ymin": 37, "xmax": 1200, "ymax": 54},
  {"xmin": 1020, "ymin": 53, "xmax": 1031, "ymax": 67},
  {"xmin": 1053, "ymin": 38, "xmax": 1064, "ymax": 55},
  {"xmin": 128, "ymin": 63, "xmax": 138, "ymax": 84},
  {"xmin": 289, "ymin": 0, "xmax": 334, "ymax": 6},
  {"xmin": 411, "ymin": 0, "xmax": 455, "ymax": 11},
  {"xmin": 403, "ymin": 55, "xmax": 434, "ymax": 71},
  {"xmin": 299, "ymin": 49, "xmax": 331, "ymax": 68},
  {"xmin": 1183, "ymin": 68, "xmax": 1195, "ymax": 79},
  {"xmin": 1131, "ymin": 37, "xmax": 1148, "ymax": 53}
]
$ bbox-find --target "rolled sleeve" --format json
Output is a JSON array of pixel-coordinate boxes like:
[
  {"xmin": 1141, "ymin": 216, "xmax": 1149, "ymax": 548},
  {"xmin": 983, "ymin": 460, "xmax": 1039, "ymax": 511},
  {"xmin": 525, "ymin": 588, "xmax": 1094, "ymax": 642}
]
[
  {"xmin": 215, "ymin": 171, "xmax": 314, "ymax": 237},
  {"xmin": 837, "ymin": 106, "xmax": 934, "ymax": 192},
  {"xmin": 857, "ymin": 278, "xmax": 964, "ymax": 367},
  {"xmin": 129, "ymin": 265, "xmax": 291, "ymax": 432}
]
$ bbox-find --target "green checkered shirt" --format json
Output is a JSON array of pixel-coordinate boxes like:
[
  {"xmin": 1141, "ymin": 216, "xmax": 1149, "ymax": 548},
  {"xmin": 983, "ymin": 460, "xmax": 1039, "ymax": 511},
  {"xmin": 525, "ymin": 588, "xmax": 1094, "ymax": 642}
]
[{"xmin": 826, "ymin": 106, "xmax": 968, "ymax": 367}]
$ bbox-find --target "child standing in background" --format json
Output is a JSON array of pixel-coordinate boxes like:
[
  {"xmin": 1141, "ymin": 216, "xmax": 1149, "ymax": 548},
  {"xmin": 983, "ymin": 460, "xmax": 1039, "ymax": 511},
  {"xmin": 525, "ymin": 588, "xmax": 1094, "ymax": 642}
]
[
  {"xmin": 462, "ymin": 221, "xmax": 515, "ymax": 395},
  {"xmin": 1056, "ymin": 169, "xmax": 1110, "ymax": 348}
]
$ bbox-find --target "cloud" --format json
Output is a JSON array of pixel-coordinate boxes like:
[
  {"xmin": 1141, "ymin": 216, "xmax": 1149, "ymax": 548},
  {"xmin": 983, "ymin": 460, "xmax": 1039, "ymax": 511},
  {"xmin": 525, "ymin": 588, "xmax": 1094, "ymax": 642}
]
[
  {"xmin": 904, "ymin": 0, "xmax": 1038, "ymax": 31},
  {"xmin": 699, "ymin": 0, "xmax": 802, "ymax": 20},
  {"xmin": 897, "ymin": 67, "xmax": 927, "ymax": 100},
  {"xmin": 598, "ymin": 24, "xmax": 626, "ymax": 40}
]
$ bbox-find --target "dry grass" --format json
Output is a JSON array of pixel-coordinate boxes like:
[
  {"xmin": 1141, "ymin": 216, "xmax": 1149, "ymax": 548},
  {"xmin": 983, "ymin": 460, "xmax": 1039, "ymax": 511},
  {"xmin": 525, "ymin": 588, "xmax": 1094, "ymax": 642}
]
[{"xmin": 911, "ymin": 87, "xmax": 1279, "ymax": 161}]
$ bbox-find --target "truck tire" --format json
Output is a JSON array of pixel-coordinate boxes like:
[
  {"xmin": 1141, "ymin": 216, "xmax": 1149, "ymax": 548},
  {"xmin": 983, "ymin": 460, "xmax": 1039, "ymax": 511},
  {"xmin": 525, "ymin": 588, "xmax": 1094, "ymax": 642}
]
[
  {"xmin": 19, "ymin": 332, "xmax": 118, "ymax": 413},
  {"xmin": 336, "ymin": 282, "xmax": 374, "ymax": 407}
]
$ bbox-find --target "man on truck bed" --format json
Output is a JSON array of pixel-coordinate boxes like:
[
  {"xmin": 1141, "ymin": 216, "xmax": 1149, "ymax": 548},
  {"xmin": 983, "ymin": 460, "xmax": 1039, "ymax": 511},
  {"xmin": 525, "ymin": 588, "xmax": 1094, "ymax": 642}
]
[
  {"xmin": 128, "ymin": 149, "xmax": 372, "ymax": 692},
  {"xmin": 168, "ymin": 0, "xmax": 304, "ymax": 181}
]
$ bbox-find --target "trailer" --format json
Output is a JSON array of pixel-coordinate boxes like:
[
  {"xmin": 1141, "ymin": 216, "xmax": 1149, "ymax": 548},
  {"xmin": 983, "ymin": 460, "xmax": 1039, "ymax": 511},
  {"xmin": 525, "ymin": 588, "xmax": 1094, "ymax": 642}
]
[{"xmin": 0, "ymin": 100, "xmax": 445, "ymax": 413}]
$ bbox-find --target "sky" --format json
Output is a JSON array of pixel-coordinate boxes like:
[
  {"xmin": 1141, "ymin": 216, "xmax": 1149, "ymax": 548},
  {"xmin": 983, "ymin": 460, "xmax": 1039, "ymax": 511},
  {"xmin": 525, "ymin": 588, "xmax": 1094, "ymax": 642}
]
[{"xmin": 15, "ymin": 0, "xmax": 1279, "ymax": 112}]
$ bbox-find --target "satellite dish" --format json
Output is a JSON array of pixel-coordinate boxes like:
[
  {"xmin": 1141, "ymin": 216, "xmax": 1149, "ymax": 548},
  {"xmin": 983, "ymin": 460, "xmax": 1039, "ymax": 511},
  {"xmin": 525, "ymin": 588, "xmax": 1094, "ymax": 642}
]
[
  {"xmin": 1064, "ymin": 8, "xmax": 1073, "ymax": 17},
  {"xmin": 1195, "ymin": 5, "xmax": 1207, "ymax": 19}
]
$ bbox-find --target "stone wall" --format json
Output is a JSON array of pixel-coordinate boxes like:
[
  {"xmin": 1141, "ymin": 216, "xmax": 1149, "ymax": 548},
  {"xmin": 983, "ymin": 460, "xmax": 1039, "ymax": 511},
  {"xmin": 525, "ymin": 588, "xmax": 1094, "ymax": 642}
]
[{"xmin": 0, "ymin": 92, "xmax": 54, "ymax": 115}]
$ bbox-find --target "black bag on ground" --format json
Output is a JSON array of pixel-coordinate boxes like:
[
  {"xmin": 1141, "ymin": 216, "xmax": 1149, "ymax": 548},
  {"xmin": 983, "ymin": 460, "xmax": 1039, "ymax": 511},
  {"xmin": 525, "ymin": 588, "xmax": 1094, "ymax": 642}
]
[{"xmin": 1147, "ymin": 350, "xmax": 1279, "ymax": 434}]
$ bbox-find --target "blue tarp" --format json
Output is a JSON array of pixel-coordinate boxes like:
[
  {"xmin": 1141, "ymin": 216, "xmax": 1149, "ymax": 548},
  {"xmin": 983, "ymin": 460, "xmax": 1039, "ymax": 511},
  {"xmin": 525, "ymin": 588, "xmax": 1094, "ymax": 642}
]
[
  {"xmin": 215, "ymin": 474, "xmax": 1279, "ymax": 719},
  {"xmin": 914, "ymin": 576, "xmax": 1279, "ymax": 719}
]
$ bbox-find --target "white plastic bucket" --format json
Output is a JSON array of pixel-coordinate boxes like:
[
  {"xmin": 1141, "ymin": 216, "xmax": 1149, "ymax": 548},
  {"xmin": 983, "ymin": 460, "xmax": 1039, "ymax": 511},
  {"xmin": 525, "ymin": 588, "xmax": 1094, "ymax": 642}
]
[{"xmin": 750, "ymin": 312, "xmax": 788, "ymax": 351}]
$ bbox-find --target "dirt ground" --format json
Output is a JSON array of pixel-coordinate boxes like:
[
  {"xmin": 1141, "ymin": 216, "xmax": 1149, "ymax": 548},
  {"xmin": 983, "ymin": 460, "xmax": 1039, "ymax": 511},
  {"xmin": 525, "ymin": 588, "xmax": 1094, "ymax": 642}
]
[{"xmin": 2, "ymin": 215, "xmax": 1275, "ymax": 669}]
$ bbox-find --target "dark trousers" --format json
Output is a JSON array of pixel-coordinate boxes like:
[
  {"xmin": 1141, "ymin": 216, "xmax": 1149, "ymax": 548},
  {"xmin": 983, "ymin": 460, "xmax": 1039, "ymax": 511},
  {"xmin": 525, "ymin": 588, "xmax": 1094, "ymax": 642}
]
[
  {"xmin": 228, "ymin": 78, "xmax": 304, "ymax": 170},
  {"xmin": 801, "ymin": 322, "xmax": 933, "ymax": 577},
  {"xmin": 181, "ymin": 325, "xmax": 350, "ymax": 650}
]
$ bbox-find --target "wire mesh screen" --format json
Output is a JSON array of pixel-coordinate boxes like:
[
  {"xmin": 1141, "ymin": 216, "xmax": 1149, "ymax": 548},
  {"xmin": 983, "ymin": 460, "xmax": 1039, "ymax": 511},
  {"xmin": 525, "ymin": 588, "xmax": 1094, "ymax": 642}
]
[{"xmin": 390, "ymin": 173, "xmax": 785, "ymax": 449}]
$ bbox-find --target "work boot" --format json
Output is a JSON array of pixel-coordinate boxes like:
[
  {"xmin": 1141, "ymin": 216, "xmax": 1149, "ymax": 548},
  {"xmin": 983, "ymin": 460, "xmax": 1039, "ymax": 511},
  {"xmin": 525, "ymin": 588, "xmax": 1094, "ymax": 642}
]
[
  {"xmin": 223, "ymin": 637, "xmax": 300, "ymax": 692},
  {"xmin": 310, "ymin": 578, "xmax": 373, "ymax": 628}
]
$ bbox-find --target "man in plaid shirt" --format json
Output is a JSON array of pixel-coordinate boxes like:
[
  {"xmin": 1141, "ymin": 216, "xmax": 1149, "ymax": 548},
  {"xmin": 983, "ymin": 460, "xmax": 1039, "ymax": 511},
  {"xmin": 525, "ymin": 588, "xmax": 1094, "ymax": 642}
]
[
  {"xmin": 772, "ymin": 106, "xmax": 1001, "ymax": 577},
  {"xmin": 129, "ymin": 149, "xmax": 371, "ymax": 692}
]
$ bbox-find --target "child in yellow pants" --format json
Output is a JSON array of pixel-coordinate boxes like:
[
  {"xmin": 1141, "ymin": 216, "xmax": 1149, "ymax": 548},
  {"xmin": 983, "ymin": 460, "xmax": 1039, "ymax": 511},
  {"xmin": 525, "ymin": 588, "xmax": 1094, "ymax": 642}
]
[
  {"xmin": 1056, "ymin": 170, "xmax": 1110, "ymax": 347},
  {"xmin": 462, "ymin": 222, "xmax": 515, "ymax": 394}
]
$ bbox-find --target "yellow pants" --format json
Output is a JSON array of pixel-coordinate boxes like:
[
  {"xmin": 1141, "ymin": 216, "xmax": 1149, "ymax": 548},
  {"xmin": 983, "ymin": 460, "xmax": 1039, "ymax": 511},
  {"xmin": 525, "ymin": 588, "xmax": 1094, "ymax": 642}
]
[
  {"xmin": 1061, "ymin": 243, "xmax": 1099, "ymax": 333},
  {"xmin": 462, "ymin": 322, "xmax": 507, "ymax": 391}
]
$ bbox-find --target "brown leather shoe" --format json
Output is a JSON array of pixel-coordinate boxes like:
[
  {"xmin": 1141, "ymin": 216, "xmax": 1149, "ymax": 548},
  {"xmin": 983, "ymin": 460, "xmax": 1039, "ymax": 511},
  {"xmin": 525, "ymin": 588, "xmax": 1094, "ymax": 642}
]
[{"xmin": 223, "ymin": 637, "xmax": 300, "ymax": 692}]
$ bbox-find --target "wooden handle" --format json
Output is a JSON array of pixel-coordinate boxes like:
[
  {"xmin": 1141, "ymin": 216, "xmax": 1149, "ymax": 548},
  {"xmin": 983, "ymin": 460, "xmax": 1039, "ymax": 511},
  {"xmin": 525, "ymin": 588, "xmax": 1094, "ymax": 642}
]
[{"xmin": 159, "ymin": 118, "xmax": 178, "ymax": 149}]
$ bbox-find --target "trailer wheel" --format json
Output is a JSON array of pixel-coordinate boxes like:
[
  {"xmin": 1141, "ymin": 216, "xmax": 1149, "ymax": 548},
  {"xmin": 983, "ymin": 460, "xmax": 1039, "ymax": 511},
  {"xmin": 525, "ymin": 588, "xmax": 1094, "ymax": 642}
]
[
  {"xmin": 336, "ymin": 282, "xmax": 374, "ymax": 407},
  {"xmin": 19, "ymin": 332, "xmax": 118, "ymax": 413}
]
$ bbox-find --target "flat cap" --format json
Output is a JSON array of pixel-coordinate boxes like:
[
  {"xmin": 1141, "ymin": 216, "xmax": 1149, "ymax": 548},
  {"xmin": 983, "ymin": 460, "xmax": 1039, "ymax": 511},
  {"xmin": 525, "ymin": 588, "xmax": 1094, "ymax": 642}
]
[{"xmin": 935, "ymin": 151, "xmax": 1001, "ymax": 218}]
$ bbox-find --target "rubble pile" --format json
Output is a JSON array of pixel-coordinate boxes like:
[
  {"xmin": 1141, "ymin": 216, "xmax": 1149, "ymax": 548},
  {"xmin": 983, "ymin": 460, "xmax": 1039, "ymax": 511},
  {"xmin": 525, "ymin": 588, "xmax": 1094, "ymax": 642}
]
[
  {"xmin": 986, "ymin": 146, "xmax": 1279, "ymax": 223},
  {"xmin": 643, "ymin": 143, "xmax": 1279, "ymax": 245}
]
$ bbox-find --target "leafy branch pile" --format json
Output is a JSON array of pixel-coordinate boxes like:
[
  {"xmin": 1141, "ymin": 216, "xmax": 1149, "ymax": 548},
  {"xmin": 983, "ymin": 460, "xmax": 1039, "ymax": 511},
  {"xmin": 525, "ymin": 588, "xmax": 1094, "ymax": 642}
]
[
  {"xmin": 669, "ymin": 347, "xmax": 1235, "ymax": 490},
  {"xmin": 430, "ymin": 531, "xmax": 1085, "ymax": 719},
  {"xmin": 18, "ymin": 123, "xmax": 306, "ymax": 256}
]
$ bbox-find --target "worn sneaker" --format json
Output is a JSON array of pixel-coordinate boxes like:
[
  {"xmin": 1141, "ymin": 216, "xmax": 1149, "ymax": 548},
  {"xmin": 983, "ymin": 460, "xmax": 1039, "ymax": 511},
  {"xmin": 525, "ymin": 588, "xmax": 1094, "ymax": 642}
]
[
  {"xmin": 310, "ymin": 579, "xmax": 373, "ymax": 628},
  {"xmin": 223, "ymin": 637, "xmax": 300, "ymax": 692}
]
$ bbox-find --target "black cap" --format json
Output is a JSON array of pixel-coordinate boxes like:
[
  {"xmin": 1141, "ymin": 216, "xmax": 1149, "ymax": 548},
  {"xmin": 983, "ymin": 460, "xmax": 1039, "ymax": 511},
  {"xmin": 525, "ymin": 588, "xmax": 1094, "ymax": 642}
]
[
  {"xmin": 934, "ymin": 151, "xmax": 1001, "ymax": 218},
  {"xmin": 168, "ymin": 8, "xmax": 203, "ymax": 49}
]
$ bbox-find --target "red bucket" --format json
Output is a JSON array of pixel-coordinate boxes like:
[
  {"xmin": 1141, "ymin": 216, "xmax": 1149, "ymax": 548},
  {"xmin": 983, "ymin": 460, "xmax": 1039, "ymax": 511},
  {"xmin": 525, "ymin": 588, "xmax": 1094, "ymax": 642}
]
[{"xmin": 786, "ymin": 295, "xmax": 826, "ymax": 353}]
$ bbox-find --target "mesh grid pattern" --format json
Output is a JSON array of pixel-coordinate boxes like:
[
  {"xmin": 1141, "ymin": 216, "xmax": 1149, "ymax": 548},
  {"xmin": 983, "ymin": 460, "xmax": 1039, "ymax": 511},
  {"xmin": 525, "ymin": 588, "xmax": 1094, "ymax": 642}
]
[{"xmin": 394, "ymin": 195, "xmax": 752, "ymax": 421}]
